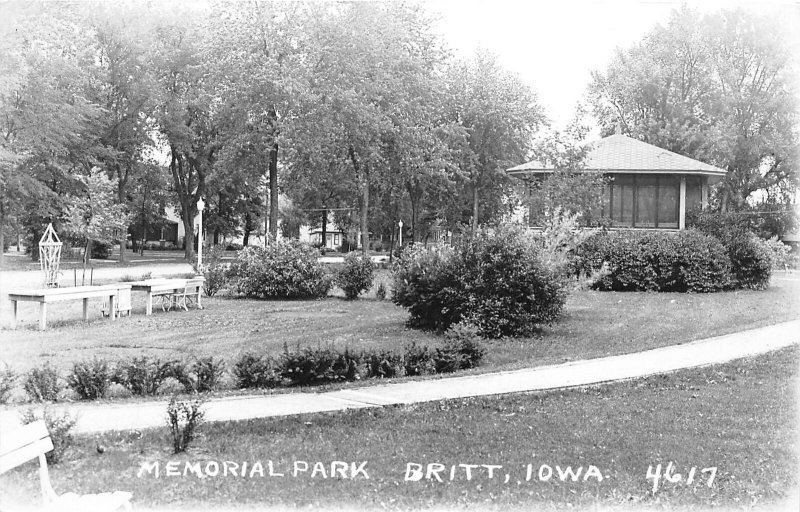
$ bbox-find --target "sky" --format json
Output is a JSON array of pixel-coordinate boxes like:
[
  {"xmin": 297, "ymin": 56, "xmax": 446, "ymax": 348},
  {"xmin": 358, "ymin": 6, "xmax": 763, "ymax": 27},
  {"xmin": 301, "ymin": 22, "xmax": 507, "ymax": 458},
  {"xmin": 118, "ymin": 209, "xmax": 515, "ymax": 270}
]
[{"xmin": 426, "ymin": 0, "xmax": 800, "ymax": 131}]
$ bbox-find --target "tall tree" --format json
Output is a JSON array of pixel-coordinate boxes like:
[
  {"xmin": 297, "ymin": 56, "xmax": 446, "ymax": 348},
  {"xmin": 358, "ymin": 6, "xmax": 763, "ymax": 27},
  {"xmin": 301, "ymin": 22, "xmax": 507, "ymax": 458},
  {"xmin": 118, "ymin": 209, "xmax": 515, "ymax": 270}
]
[
  {"xmin": 589, "ymin": 7, "xmax": 798, "ymax": 211},
  {"xmin": 150, "ymin": 9, "xmax": 220, "ymax": 260},
  {"xmin": 82, "ymin": 3, "xmax": 158, "ymax": 262},
  {"xmin": 446, "ymin": 51, "xmax": 546, "ymax": 230}
]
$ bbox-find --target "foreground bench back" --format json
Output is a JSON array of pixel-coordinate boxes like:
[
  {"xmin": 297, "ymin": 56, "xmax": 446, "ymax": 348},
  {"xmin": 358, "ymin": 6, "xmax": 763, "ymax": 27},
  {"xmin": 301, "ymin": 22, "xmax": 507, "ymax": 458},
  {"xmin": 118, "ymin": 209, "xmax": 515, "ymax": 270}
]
[{"xmin": 0, "ymin": 420, "xmax": 132, "ymax": 511}]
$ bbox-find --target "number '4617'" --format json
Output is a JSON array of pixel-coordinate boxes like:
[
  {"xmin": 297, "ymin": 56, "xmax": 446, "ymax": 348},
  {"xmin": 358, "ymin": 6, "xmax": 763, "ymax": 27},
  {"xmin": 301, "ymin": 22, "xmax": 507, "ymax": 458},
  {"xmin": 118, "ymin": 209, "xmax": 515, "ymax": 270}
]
[{"xmin": 646, "ymin": 462, "xmax": 717, "ymax": 493}]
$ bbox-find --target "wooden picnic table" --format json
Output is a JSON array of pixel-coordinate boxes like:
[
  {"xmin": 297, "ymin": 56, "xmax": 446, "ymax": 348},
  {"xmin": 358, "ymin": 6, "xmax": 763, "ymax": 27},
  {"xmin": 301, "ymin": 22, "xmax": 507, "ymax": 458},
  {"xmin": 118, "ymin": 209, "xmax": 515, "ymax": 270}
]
[
  {"xmin": 8, "ymin": 284, "xmax": 133, "ymax": 331},
  {"xmin": 129, "ymin": 277, "xmax": 205, "ymax": 315}
]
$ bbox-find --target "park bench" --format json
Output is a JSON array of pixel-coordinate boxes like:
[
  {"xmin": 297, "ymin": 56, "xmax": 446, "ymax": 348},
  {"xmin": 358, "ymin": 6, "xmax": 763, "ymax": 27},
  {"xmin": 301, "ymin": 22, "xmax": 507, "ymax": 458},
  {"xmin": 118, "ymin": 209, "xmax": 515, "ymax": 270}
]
[
  {"xmin": 129, "ymin": 277, "xmax": 205, "ymax": 315},
  {"xmin": 8, "ymin": 284, "xmax": 133, "ymax": 331},
  {"xmin": 0, "ymin": 420, "xmax": 132, "ymax": 511}
]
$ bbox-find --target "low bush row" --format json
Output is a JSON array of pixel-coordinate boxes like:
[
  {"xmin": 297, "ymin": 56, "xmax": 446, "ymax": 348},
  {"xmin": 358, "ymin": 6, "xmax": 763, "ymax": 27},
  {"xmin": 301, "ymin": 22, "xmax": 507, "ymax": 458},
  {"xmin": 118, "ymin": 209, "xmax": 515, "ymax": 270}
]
[
  {"xmin": 234, "ymin": 326, "xmax": 485, "ymax": 388},
  {"xmin": 10, "ymin": 356, "xmax": 226, "ymax": 403},
  {"xmin": 5, "ymin": 330, "xmax": 482, "ymax": 403},
  {"xmin": 573, "ymin": 227, "xmax": 774, "ymax": 292}
]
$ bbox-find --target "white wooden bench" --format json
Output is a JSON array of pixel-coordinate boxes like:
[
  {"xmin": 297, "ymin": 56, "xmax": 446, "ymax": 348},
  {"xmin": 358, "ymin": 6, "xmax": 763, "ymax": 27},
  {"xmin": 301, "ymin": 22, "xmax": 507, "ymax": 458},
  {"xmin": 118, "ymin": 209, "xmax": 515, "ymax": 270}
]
[
  {"xmin": 0, "ymin": 420, "xmax": 132, "ymax": 511},
  {"xmin": 8, "ymin": 284, "xmax": 133, "ymax": 331},
  {"xmin": 129, "ymin": 277, "xmax": 205, "ymax": 315}
]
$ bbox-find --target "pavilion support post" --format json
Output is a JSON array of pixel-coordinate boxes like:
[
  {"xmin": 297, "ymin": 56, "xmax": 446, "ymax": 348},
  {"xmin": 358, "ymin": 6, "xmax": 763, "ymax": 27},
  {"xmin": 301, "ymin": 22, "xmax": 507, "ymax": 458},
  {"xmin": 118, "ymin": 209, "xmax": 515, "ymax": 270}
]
[
  {"xmin": 679, "ymin": 176, "xmax": 687, "ymax": 230},
  {"xmin": 701, "ymin": 179, "xmax": 709, "ymax": 209}
]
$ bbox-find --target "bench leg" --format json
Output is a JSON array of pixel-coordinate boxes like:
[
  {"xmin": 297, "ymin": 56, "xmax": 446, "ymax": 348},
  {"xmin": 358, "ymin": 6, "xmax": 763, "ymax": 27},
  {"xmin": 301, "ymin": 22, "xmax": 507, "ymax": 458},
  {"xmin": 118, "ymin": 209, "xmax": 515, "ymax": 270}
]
[
  {"xmin": 197, "ymin": 288, "xmax": 203, "ymax": 309},
  {"xmin": 146, "ymin": 293, "xmax": 153, "ymax": 315},
  {"xmin": 109, "ymin": 295, "xmax": 116, "ymax": 320},
  {"xmin": 83, "ymin": 298, "xmax": 89, "ymax": 321},
  {"xmin": 39, "ymin": 303, "xmax": 47, "ymax": 331},
  {"xmin": 11, "ymin": 300, "xmax": 17, "ymax": 329}
]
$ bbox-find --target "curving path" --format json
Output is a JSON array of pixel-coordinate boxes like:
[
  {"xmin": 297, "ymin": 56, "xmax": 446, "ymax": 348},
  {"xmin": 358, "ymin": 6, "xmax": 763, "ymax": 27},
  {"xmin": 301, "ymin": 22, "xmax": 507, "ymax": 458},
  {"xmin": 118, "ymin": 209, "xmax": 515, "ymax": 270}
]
[{"xmin": 1, "ymin": 318, "xmax": 797, "ymax": 434}]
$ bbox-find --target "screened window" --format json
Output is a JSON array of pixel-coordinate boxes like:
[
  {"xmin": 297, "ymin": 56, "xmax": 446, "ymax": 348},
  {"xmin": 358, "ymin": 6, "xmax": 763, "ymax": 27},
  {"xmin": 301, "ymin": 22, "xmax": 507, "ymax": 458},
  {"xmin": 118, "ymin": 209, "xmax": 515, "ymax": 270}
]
[{"xmin": 604, "ymin": 175, "xmax": 681, "ymax": 229}]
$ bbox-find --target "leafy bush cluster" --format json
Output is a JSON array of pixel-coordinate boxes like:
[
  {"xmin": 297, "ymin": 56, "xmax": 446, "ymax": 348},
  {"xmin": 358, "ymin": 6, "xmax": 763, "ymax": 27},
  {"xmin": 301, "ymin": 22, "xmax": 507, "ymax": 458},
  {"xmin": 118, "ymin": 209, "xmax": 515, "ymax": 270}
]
[
  {"xmin": 23, "ymin": 363, "xmax": 62, "ymax": 402},
  {"xmin": 196, "ymin": 246, "xmax": 228, "ymax": 297},
  {"xmin": 335, "ymin": 252, "xmax": 375, "ymax": 299},
  {"xmin": 573, "ymin": 229, "xmax": 732, "ymax": 292},
  {"xmin": 0, "ymin": 364, "xmax": 18, "ymax": 404},
  {"xmin": 227, "ymin": 241, "xmax": 330, "ymax": 299},
  {"xmin": 574, "ymin": 225, "xmax": 776, "ymax": 292},
  {"xmin": 233, "ymin": 332, "xmax": 486, "ymax": 389},
  {"xmin": 392, "ymin": 225, "xmax": 569, "ymax": 338},
  {"xmin": 67, "ymin": 357, "xmax": 113, "ymax": 400},
  {"xmin": 21, "ymin": 408, "xmax": 76, "ymax": 464},
  {"xmin": 12, "ymin": 357, "xmax": 227, "ymax": 403},
  {"xmin": 763, "ymin": 236, "xmax": 792, "ymax": 269},
  {"xmin": 167, "ymin": 397, "xmax": 205, "ymax": 454},
  {"xmin": 688, "ymin": 213, "xmax": 774, "ymax": 290}
]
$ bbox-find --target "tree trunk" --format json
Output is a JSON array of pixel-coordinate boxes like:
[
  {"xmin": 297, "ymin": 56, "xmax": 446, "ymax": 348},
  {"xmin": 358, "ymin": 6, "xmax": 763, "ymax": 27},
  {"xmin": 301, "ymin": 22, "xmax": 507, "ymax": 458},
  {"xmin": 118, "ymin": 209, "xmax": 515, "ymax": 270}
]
[
  {"xmin": 243, "ymin": 209, "xmax": 252, "ymax": 246},
  {"xmin": 268, "ymin": 140, "xmax": 279, "ymax": 240},
  {"xmin": 471, "ymin": 184, "xmax": 479, "ymax": 232},
  {"xmin": 183, "ymin": 215, "xmax": 195, "ymax": 262},
  {"xmin": 361, "ymin": 181, "xmax": 369, "ymax": 253},
  {"xmin": 267, "ymin": 106, "xmax": 280, "ymax": 243},
  {"xmin": 30, "ymin": 228, "xmax": 40, "ymax": 261},
  {"xmin": 348, "ymin": 146, "xmax": 370, "ymax": 254},
  {"xmin": 117, "ymin": 177, "xmax": 127, "ymax": 264},
  {"xmin": 321, "ymin": 209, "xmax": 328, "ymax": 249}
]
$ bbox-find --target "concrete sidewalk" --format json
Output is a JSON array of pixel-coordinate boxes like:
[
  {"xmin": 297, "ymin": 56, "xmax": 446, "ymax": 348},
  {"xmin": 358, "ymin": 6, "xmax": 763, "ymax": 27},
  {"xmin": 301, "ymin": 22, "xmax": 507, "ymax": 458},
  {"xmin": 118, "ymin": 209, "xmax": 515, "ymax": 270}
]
[{"xmin": 1, "ymin": 319, "xmax": 798, "ymax": 434}]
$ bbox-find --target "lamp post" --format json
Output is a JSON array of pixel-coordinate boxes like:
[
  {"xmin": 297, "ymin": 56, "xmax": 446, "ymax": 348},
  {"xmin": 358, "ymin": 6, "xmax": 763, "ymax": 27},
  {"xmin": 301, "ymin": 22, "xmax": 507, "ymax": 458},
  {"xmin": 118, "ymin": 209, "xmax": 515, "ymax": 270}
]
[
  {"xmin": 398, "ymin": 219, "xmax": 403, "ymax": 247},
  {"xmin": 197, "ymin": 197, "xmax": 205, "ymax": 269}
]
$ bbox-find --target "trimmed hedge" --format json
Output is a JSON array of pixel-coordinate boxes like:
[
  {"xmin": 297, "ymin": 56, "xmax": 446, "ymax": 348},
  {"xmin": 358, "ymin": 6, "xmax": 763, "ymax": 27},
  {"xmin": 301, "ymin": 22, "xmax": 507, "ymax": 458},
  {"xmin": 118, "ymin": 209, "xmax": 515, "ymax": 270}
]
[
  {"xmin": 391, "ymin": 225, "xmax": 568, "ymax": 338},
  {"xmin": 227, "ymin": 240, "xmax": 331, "ymax": 299},
  {"xmin": 573, "ymin": 229, "xmax": 732, "ymax": 292}
]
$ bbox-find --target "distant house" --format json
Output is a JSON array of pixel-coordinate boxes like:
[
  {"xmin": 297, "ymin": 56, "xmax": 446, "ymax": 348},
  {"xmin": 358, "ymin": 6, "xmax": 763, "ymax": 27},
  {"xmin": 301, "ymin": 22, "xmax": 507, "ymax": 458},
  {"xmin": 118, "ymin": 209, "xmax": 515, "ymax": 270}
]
[
  {"xmin": 300, "ymin": 225, "xmax": 348, "ymax": 250},
  {"xmin": 507, "ymin": 134, "xmax": 727, "ymax": 229}
]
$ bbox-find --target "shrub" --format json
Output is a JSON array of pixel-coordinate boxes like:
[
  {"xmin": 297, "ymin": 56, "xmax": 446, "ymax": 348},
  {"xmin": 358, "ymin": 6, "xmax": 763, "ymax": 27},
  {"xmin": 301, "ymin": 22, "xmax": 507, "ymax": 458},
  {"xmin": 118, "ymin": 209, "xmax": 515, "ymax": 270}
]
[
  {"xmin": 391, "ymin": 244, "xmax": 458, "ymax": 332},
  {"xmin": 278, "ymin": 346, "xmax": 361, "ymax": 386},
  {"xmin": 23, "ymin": 363, "xmax": 62, "ymax": 402},
  {"xmin": 90, "ymin": 241, "xmax": 112, "ymax": 259},
  {"xmin": 233, "ymin": 353, "xmax": 281, "ymax": 389},
  {"xmin": 442, "ymin": 322, "xmax": 486, "ymax": 370},
  {"xmin": 432, "ymin": 323, "xmax": 486, "ymax": 374},
  {"xmin": 690, "ymin": 211, "xmax": 774, "ymax": 289},
  {"xmin": 574, "ymin": 229, "xmax": 732, "ymax": 293},
  {"xmin": 114, "ymin": 357, "xmax": 184, "ymax": 396},
  {"xmin": 392, "ymin": 225, "xmax": 569, "ymax": 338},
  {"xmin": 725, "ymin": 233, "xmax": 772, "ymax": 290},
  {"xmin": 335, "ymin": 252, "xmax": 374, "ymax": 300},
  {"xmin": 764, "ymin": 236, "xmax": 791, "ymax": 269},
  {"xmin": 67, "ymin": 358, "xmax": 112, "ymax": 400},
  {"xmin": 196, "ymin": 246, "xmax": 228, "ymax": 297},
  {"xmin": 166, "ymin": 397, "xmax": 205, "ymax": 454},
  {"xmin": 375, "ymin": 282, "xmax": 387, "ymax": 301},
  {"xmin": 21, "ymin": 408, "xmax": 76, "ymax": 464},
  {"xmin": 227, "ymin": 241, "xmax": 330, "ymax": 299},
  {"xmin": 0, "ymin": 364, "xmax": 18, "ymax": 404},
  {"xmin": 403, "ymin": 343, "xmax": 435, "ymax": 376},
  {"xmin": 363, "ymin": 351, "xmax": 405, "ymax": 379},
  {"xmin": 186, "ymin": 357, "xmax": 226, "ymax": 393}
]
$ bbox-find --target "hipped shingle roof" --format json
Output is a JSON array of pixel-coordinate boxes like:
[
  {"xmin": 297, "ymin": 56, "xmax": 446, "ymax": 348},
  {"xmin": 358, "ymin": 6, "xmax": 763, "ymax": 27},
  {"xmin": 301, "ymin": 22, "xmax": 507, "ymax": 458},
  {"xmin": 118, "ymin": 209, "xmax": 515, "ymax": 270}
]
[{"xmin": 507, "ymin": 134, "xmax": 727, "ymax": 177}]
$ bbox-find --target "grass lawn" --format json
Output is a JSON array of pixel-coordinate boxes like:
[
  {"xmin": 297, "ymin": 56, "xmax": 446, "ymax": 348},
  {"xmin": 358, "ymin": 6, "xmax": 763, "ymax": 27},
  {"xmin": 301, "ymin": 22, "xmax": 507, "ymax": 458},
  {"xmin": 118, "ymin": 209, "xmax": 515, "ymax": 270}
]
[
  {"xmin": 0, "ymin": 248, "xmax": 191, "ymax": 271},
  {"xmin": 1, "ymin": 274, "xmax": 797, "ymax": 387},
  {"xmin": 1, "ymin": 346, "xmax": 796, "ymax": 510}
]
